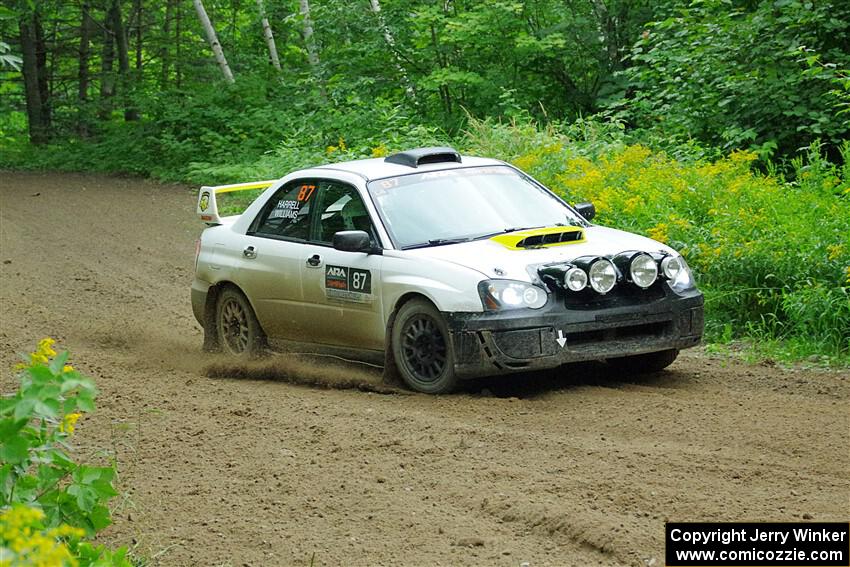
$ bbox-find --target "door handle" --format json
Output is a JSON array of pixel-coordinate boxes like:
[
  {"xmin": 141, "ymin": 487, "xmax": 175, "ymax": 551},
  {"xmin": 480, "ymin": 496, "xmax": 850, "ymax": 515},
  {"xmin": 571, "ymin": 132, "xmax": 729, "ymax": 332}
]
[
  {"xmin": 243, "ymin": 246, "xmax": 257, "ymax": 259},
  {"xmin": 306, "ymin": 254, "xmax": 322, "ymax": 267}
]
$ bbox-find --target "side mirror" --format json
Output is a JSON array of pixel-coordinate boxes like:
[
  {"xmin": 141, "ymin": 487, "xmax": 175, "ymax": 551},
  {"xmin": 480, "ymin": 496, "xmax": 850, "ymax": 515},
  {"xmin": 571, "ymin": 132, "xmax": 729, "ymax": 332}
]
[
  {"xmin": 574, "ymin": 202, "xmax": 595, "ymax": 222},
  {"xmin": 333, "ymin": 230, "xmax": 372, "ymax": 253}
]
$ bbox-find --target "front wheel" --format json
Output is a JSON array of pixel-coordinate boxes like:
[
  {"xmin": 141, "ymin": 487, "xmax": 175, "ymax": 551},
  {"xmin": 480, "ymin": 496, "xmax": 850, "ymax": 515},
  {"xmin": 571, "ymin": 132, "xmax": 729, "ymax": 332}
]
[
  {"xmin": 606, "ymin": 349, "xmax": 679, "ymax": 374},
  {"xmin": 391, "ymin": 299, "xmax": 457, "ymax": 394},
  {"xmin": 215, "ymin": 287, "xmax": 267, "ymax": 357}
]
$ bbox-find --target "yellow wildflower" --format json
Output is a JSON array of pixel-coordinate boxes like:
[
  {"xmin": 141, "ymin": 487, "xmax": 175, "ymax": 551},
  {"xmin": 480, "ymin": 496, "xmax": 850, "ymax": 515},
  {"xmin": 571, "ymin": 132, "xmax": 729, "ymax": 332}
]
[
  {"xmin": 623, "ymin": 195, "xmax": 642, "ymax": 214},
  {"xmin": 338, "ymin": 137, "xmax": 347, "ymax": 151},
  {"xmin": 647, "ymin": 223, "xmax": 669, "ymax": 244},
  {"xmin": 58, "ymin": 413, "xmax": 82, "ymax": 435},
  {"xmin": 668, "ymin": 216, "xmax": 690, "ymax": 230},
  {"xmin": 37, "ymin": 338, "xmax": 57, "ymax": 357},
  {"xmin": 28, "ymin": 337, "xmax": 57, "ymax": 366},
  {"xmin": 47, "ymin": 524, "xmax": 84, "ymax": 539},
  {"xmin": 618, "ymin": 144, "xmax": 652, "ymax": 165},
  {"xmin": 325, "ymin": 145, "xmax": 337, "ymax": 155},
  {"xmin": 0, "ymin": 506, "xmax": 78, "ymax": 566},
  {"xmin": 827, "ymin": 244, "xmax": 844, "ymax": 261},
  {"xmin": 371, "ymin": 144, "xmax": 388, "ymax": 158},
  {"xmin": 62, "ymin": 364, "xmax": 74, "ymax": 373},
  {"xmin": 729, "ymin": 149, "xmax": 758, "ymax": 165},
  {"xmin": 542, "ymin": 142, "xmax": 563, "ymax": 155},
  {"xmin": 513, "ymin": 154, "xmax": 540, "ymax": 171}
]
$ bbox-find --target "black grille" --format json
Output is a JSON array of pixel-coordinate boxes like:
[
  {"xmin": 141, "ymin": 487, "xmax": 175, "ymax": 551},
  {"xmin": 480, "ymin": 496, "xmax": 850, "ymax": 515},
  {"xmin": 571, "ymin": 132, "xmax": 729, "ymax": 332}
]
[
  {"xmin": 517, "ymin": 230, "xmax": 583, "ymax": 248},
  {"xmin": 563, "ymin": 281, "xmax": 666, "ymax": 310},
  {"xmin": 565, "ymin": 321, "xmax": 671, "ymax": 345}
]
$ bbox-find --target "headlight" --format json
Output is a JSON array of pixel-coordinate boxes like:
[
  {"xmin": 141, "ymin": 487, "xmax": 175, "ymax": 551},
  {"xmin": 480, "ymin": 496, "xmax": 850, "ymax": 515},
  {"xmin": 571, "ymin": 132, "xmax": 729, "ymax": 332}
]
[
  {"xmin": 564, "ymin": 267, "xmax": 588, "ymax": 291},
  {"xmin": 661, "ymin": 255, "xmax": 695, "ymax": 292},
  {"xmin": 630, "ymin": 253, "xmax": 658, "ymax": 289},
  {"xmin": 479, "ymin": 280, "xmax": 548, "ymax": 310},
  {"xmin": 588, "ymin": 259, "xmax": 617, "ymax": 294}
]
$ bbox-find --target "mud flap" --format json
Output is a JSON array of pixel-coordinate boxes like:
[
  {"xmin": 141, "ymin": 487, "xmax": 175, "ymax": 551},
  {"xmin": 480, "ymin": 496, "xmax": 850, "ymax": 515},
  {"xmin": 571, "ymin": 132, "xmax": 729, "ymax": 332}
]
[
  {"xmin": 201, "ymin": 286, "xmax": 221, "ymax": 352},
  {"xmin": 381, "ymin": 309, "xmax": 403, "ymax": 386}
]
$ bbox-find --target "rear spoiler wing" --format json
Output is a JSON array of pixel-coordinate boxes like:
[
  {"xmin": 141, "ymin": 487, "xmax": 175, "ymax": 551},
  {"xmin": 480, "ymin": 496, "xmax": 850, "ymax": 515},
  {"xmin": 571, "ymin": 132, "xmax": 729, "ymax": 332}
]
[{"xmin": 197, "ymin": 180, "xmax": 277, "ymax": 225}]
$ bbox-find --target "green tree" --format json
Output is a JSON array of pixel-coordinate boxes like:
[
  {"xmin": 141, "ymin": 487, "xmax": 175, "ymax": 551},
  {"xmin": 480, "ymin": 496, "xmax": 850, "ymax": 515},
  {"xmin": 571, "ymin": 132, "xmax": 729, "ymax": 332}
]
[{"xmin": 618, "ymin": 0, "xmax": 850, "ymax": 158}]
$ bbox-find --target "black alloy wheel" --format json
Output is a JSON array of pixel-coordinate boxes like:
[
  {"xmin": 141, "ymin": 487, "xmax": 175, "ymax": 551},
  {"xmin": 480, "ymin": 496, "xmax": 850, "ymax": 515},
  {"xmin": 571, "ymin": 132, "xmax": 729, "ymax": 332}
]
[
  {"xmin": 215, "ymin": 287, "xmax": 266, "ymax": 357},
  {"xmin": 391, "ymin": 298, "xmax": 458, "ymax": 394}
]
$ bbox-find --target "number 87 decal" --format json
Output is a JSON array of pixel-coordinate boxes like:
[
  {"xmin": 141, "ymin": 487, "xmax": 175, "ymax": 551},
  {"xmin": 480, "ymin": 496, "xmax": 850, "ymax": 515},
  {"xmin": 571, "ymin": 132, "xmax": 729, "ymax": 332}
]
[{"xmin": 297, "ymin": 184, "xmax": 316, "ymax": 201}]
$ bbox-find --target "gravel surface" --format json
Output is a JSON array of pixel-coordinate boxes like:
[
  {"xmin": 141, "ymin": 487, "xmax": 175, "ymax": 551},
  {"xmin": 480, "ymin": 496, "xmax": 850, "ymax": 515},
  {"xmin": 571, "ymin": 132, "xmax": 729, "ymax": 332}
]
[{"xmin": 1, "ymin": 171, "xmax": 848, "ymax": 566}]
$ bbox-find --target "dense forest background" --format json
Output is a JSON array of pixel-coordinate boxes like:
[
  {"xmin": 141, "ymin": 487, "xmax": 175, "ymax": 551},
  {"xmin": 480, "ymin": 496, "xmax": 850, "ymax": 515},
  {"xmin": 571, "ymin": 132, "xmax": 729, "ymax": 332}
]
[
  {"xmin": 1, "ymin": 0, "xmax": 849, "ymax": 361},
  {"xmin": 1, "ymin": 0, "xmax": 848, "ymax": 170}
]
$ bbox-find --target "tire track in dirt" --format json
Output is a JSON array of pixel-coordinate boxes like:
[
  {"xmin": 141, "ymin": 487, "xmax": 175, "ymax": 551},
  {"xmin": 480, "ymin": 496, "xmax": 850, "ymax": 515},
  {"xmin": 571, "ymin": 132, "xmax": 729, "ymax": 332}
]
[{"xmin": 2, "ymin": 172, "xmax": 848, "ymax": 566}]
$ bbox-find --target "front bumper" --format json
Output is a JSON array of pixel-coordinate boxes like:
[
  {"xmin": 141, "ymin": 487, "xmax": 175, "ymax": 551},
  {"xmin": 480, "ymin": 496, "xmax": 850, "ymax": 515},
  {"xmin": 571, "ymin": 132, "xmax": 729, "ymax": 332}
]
[{"xmin": 444, "ymin": 284, "xmax": 703, "ymax": 379}]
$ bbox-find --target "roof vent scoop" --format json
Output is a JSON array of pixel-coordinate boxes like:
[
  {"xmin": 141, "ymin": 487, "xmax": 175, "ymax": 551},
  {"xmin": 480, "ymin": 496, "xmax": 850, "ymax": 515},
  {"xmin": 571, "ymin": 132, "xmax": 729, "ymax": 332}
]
[{"xmin": 384, "ymin": 147, "xmax": 462, "ymax": 168}]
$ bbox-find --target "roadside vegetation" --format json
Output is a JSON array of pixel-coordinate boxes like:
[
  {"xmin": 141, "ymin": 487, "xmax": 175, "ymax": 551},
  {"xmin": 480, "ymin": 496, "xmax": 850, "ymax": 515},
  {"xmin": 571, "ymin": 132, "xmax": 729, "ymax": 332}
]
[
  {"xmin": 1, "ymin": 339, "xmax": 131, "ymax": 566},
  {"xmin": 0, "ymin": 0, "xmax": 848, "ymax": 363}
]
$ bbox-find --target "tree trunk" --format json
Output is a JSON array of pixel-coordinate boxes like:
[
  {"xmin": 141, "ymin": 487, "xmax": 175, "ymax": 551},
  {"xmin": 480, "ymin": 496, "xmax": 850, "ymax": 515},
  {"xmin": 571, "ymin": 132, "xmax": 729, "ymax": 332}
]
[
  {"xmin": 160, "ymin": 0, "xmax": 173, "ymax": 86},
  {"xmin": 19, "ymin": 14, "xmax": 49, "ymax": 145},
  {"xmin": 591, "ymin": 0, "xmax": 620, "ymax": 71},
  {"xmin": 368, "ymin": 0, "xmax": 415, "ymax": 100},
  {"xmin": 109, "ymin": 0, "xmax": 138, "ymax": 120},
  {"xmin": 78, "ymin": 2, "xmax": 93, "ymax": 137},
  {"xmin": 430, "ymin": 23, "xmax": 451, "ymax": 116},
  {"xmin": 256, "ymin": 0, "xmax": 281, "ymax": 71},
  {"xmin": 100, "ymin": 4, "xmax": 116, "ymax": 120},
  {"xmin": 134, "ymin": 0, "xmax": 143, "ymax": 79},
  {"xmin": 34, "ymin": 12, "xmax": 51, "ymax": 130},
  {"xmin": 299, "ymin": 0, "xmax": 321, "ymax": 77},
  {"xmin": 192, "ymin": 0, "xmax": 235, "ymax": 83},
  {"xmin": 175, "ymin": 0, "xmax": 182, "ymax": 88}
]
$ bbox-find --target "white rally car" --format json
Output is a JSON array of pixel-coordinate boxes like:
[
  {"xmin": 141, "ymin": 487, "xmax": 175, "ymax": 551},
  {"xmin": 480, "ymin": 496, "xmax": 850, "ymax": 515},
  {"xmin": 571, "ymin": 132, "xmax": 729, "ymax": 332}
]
[{"xmin": 192, "ymin": 147, "xmax": 703, "ymax": 393}]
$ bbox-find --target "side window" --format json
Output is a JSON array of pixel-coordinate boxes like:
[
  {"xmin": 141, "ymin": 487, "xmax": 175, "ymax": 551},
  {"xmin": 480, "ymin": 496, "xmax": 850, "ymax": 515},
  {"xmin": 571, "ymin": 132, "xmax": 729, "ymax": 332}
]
[
  {"xmin": 316, "ymin": 182, "xmax": 377, "ymax": 244},
  {"xmin": 251, "ymin": 181, "xmax": 318, "ymax": 240}
]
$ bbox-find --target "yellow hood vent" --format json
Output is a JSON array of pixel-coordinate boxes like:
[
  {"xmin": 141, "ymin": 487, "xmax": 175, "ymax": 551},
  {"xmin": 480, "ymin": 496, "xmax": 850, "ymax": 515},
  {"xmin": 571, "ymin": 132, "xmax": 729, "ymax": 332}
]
[{"xmin": 491, "ymin": 226, "xmax": 586, "ymax": 250}]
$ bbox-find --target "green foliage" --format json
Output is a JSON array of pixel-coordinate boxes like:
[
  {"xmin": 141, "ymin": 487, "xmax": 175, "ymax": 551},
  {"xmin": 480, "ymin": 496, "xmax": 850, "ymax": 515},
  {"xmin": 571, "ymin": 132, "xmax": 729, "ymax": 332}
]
[
  {"xmin": 0, "ymin": 40, "xmax": 20, "ymax": 71},
  {"xmin": 0, "ymin": 338, "xmax": 129, "ymax": 566},
  {"xmin": 188, "ymin": 98, "xmax": 448, "ymax": 186},
  {"xmin": 0, "ymin": 6, "xmax": 20, "ymax": 70},
  {"xmin": 465, "ymin": 118, "xmax": 850, "ymax": 361},
  {"xmin": 617, "ymin": 0, "xmax": 850, "ymax": 159}
]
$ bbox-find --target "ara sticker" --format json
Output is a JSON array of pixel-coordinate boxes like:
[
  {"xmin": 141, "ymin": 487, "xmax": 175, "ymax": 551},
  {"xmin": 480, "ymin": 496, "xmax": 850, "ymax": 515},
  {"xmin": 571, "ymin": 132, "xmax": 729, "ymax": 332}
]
[
  {"xmin": 199, "ymin": 191, "xmax": 210, "ymax": 212},
  {"xmin": 325, "ymin": 265, "xmax": 372, "ymax": 302}
]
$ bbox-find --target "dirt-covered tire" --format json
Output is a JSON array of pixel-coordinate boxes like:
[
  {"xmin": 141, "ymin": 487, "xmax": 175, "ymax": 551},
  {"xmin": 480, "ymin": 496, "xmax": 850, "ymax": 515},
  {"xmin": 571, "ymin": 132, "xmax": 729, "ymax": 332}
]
[
  {"xmin": 215, "ymin": 287, "xmax": 267, "ymax": 357},
  {"xmin": 391, "ymin": 298, "xmax": 457, "ymax": 394},
  {"xmin": 607, "ymin": 349, "xmax": 679, "ymax": 374}
]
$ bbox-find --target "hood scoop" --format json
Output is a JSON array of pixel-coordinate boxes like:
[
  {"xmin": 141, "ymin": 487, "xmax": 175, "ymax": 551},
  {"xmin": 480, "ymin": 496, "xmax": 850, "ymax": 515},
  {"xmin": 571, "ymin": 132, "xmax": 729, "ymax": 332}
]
[{"xmin": 491, "ymin": 226, "xmax": 586, "ymax": 250}]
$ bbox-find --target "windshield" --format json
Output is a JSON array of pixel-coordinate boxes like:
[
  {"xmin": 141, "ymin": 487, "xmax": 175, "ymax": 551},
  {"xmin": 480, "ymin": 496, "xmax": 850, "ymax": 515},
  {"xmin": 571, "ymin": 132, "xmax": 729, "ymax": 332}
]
[{"xmin": 367, "ymin": 165, "xmax": 585, "ymax": 249}]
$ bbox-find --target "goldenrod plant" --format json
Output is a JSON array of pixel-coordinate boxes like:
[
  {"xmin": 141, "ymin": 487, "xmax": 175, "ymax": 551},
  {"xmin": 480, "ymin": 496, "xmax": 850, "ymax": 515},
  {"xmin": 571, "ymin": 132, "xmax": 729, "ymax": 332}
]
[{"xmin": 0, "ymin": 339, "xmax": 130, "ymax": 566}]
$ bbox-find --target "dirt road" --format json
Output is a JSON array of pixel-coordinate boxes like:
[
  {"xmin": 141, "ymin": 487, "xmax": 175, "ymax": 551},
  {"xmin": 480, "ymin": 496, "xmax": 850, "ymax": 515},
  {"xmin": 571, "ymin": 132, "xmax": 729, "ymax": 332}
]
[{"xmin": 1, "ymin": 171, "xmax": 848, "ymax": 566}]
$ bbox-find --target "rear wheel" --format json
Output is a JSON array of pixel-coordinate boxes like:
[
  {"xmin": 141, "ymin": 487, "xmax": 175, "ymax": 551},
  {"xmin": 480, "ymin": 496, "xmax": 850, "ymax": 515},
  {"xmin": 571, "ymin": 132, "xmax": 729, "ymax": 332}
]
[
  {"xmin": 391, "ymin": 298, "xmax": 457, "ymax": 394},
  {"xmin": 215, "ymin": 288, "xmax": 267, "ymax": 357},
  {"xmin": 607, "ymin": 349, "xmax": 678, "ymax": 374}
]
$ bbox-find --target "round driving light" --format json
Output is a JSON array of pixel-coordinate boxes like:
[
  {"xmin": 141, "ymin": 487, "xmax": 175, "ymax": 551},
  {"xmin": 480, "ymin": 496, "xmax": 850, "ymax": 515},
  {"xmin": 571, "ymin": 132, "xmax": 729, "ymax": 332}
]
[
  {"xmin": 588, "ymin": 259, "xmax": 617, "ymax": 294},
  {"xmin": 630, "ymin": 254, "xmax": 658, "ymax": 289},
  {"xmin": 564, "ymin": 267, "xmax": 588, "ymax": 291},
  {"xmin": 661, "ymin": 256, "xmax": 683, "ymax": 280},
  {"xmin": 500, "ymin": 285, "xmax": 523, "ymax": 306}
]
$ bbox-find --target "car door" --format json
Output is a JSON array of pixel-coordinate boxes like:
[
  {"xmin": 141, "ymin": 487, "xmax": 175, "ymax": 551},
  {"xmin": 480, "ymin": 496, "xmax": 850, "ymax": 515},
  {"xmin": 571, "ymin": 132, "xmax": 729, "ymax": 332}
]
[
  {"xmin": 236, "ymin": 179, "xmax": 320, "ymax": 339},
  {"xmin": 299, "ymin": 180, "xmax": 385, "ymax": 350}
]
